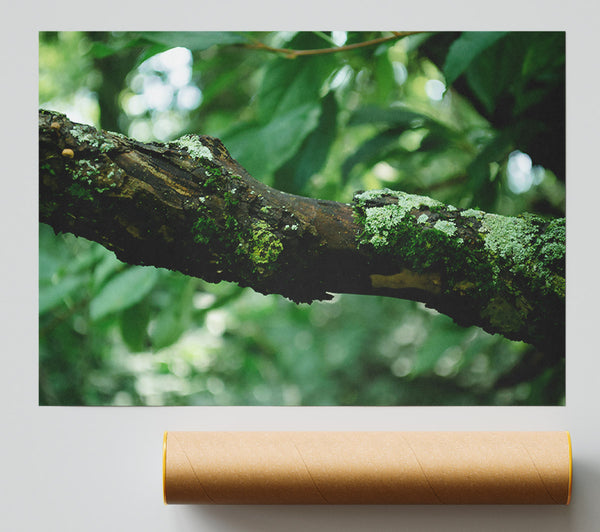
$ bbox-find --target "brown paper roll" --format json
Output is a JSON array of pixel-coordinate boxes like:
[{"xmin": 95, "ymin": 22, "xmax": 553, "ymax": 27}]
[{"xmin": 163, "ymin": 431, "xmax": 572, "ymax": 505}]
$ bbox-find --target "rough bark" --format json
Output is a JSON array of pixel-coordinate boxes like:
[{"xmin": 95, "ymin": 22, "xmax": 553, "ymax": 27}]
[{"xmin": 39, "ymin": 109, "xmax": 565, "ymax": 356}]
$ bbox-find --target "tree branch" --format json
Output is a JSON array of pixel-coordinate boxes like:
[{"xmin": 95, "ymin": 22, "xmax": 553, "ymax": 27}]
[
  {"xmin": 39, "ymin": 109, "xmax": 565, "ymax": 356},
  {"xmin": 245, "ymin": 32, "xmax": 422, "ymax": 59}
]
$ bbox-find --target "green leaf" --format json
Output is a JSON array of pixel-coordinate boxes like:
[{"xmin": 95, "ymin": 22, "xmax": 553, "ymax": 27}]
[
  {"xmin": 273, "ymin": 92, "xmax": 338, "ymax": 193},
  {"xmin": 87, "ymin": 37, "xmax": 149, "ymax": 59},
  {"xmin": 222, "ymin": 33, "xmax": 337, "ymax": 182},
  {"xmin": 412, "ymin": 315, "xmax": 467, "ymax": 376},
  {"xmin": 150, "ymin": 277, "xmax": 197, "ymax": 350},
  {"xmin": 257, "ymin": 33, "xmax": 337, "ymax": 121},
  {"xmin": 373, "ymin": 49, "xmax": 396, "ymax": 103},
  {"xmin": 463, "ymin": 34, "xmax": 528, "ymax": 116},
  {"xmin": 90, "ymin": 266, "xmax": 159, "ymax": 322},
  {"xmin": 88, "ymin": 41, "xmax": 120, "ymax": 59},
  {"xmin": 349, "ymin": 106, "xmax": 435, "ymax": 128},
  {"xmin": 520, "ymin": 32, "xmax": 565, "ymax": 79},
  {"xmin": 443, "ymin": 32, "xmax": 508, "ymax": 86},
  {"xmin": 465, "ymin": 60, "xmax": 509, "ymax": 116},
  {"xmin": 93, "ymin": 252, "xmax": 125, "ymax": 290},
  {"xmin": 342, "ymin": 128, "xmax": 405, "ymax": 182},
  {"xmin": 222, "ymin": 102, "xmax": 321, "ymax": 181},
  {"xmin": 66, "ymin": 243, "xmax": 107, "ymax": 275},
  {"xmin": 39, "ymin": 251, "xmax": 63, "ymax": 283},
  {"xmin": 514, "ymin": 32, "xmax": 565, "ymax": 115},
  {"xmin": 344, "ymin": 107, "xmax": 438, "ymax": 180},
  {"xmin": 39, "ymin": 276, "xmax": 87, "ymax": 315},
  {"xmin": 136, "ymin": 31, "xmax": 250, "ymax": 51},
  {"xmin": 466, "ymin": 131, "xmax": 513, "ymax": 208},
  {"xmin": 120, "ymin": 302, "xmax": 151, "ymax": 352},
  {"xmin": 150, "ymin": 308, "xmax": 186, "ymax": 351}
]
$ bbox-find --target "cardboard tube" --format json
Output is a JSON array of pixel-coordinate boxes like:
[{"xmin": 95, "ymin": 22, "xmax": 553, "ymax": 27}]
[{"xmin": 163, "ymin": 431, "xmax": 572, "ymax": 505}]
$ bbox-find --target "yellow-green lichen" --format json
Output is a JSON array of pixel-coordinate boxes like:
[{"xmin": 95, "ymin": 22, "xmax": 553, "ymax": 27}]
[
  {"xmin": 191, "ymin": 201, "xmax": 283, "ymax": 279},
  {"xmin": 247, "ymin": 220, "xmax": 283, "ymax": 272}
]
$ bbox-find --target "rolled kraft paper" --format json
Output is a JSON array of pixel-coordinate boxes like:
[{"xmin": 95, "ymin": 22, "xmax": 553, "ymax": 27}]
[{"xmin": 163, "ymin": 431, "xmax": 572, "ymax": 505}]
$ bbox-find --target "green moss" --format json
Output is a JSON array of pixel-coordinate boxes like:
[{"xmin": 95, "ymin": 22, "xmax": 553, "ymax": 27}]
[
  {"xmin": 474, "ymin": 211, "xmax": 564, "ymax": 301},
  {"xmin": 40, "ymin": 201, "xmax": 58, "ymax": 218},
  {"xmin": 191, "ymin": 215, "xmax": 219, "ymax": 246},
  {"xmin": 481, "ymin": 296, "xmax": 524, "ymax": 331},
  {"xmin": 353, "ymin": 192, "xmax": 564, "ymax": 300},
  {"xmin": 538, "ymin": 218, "xmax": 566, "ymax": 275},
  {"xmin": 478, "ymin": 214, "xmax": 565, "ymax": 296},
  {"xmin": 546, "ymin": 274, "xmax": 565, "ymax": 299},
  {"xmin": 68, "ymin": 182, "xmax": 94, "ymax": 202},
  {"xmin": 352, "ymin": 188, "xmax": 564, "ymax": 342},
  {"xmin": 41, "ymin": 163, "xmax": 56, "ymax": 176},
  {"xmin": 190, "ymin": 198, "xmax": 283, "ymax": 279},
  {"xmin": 223, "ymin": 190, "xmax": 239, "ymax": 206},
  {"xmin": 353, "ymin": 189, "xmax": 493, "ymax": 294},
  {"xmin": 246, "ymin": 220, "xmax": 283, "ymax": 272}
]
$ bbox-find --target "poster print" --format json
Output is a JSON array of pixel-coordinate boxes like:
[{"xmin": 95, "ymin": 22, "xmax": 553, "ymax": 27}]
[{"xmin": 39, "ymin": 31, "xmax": 565, "ymax": 406}]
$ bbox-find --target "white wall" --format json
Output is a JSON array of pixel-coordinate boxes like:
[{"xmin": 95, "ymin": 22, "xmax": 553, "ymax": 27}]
[{"xmin": 3, "ymin": 2, "xmax": 599, "ymax": 530}]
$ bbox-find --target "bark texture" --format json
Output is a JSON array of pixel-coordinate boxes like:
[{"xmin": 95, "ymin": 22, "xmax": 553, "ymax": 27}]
[{"xmin": 39, "ymin": 109, "xmax": 565, "ymax": 356}]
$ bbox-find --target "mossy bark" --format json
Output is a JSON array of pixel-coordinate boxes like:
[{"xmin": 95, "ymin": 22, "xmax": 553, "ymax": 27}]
[{"xmin": 39, "ymin": 110, "xmax": 565, "ymax": 357}]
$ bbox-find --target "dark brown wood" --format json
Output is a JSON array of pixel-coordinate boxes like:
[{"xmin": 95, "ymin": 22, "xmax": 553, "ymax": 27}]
[{"xmin": 39, "ymin": 110, "xmax": 565, "ymax": 356}]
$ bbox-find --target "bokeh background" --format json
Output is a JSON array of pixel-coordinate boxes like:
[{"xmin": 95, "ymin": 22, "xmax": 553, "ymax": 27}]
[{"xmin": 39, "ymin": 31, "xmax": 565, "ymax": 406}]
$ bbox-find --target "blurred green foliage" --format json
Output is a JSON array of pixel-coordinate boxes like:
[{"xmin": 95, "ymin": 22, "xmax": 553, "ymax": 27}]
[{"xmin": 39, "ymin": 31, "xmax": 565, "ymax": 406}]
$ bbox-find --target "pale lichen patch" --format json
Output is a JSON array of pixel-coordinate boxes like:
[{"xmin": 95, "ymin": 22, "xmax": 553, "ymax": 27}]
[
  {"xmin": 355, "ymin": 189, "xmax": 446, "ymax": 250},
  {"xmin": 71, "ymin": 125, "xmax": 115, "ymax": 153},
  {"xmin": 353, "ymin": 188, "xmax": 489, "ymax": 290},
  {"xmin": 363, "ymin": 205, "xmax": 405, "ymax": 249},
  {"xmin": 433, "ymin": 220, "xmax": 457, "ymax": 236},
  {"xmin": 173, "ymin": 134, "xmax": 214, "ymax": 161},
  {"xmin": 480, "ymin": 214, "xmax": 536, "ymax": 265},
  {"xmin": 460, "ymin": 208, "xmax": 485, "ymax": 219},
  {"xmin": 538, "ymin": 219, "xmax": 566, "ymax": 266},
  {"xmin": 354, "ymin": 188, "xmax": 442, "ymax": 214}
]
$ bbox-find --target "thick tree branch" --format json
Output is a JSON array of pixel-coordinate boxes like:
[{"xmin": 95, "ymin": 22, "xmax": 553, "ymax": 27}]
[{"xmin": 39, "ymin": 110, "xmax": 565, "ymax": 356}]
